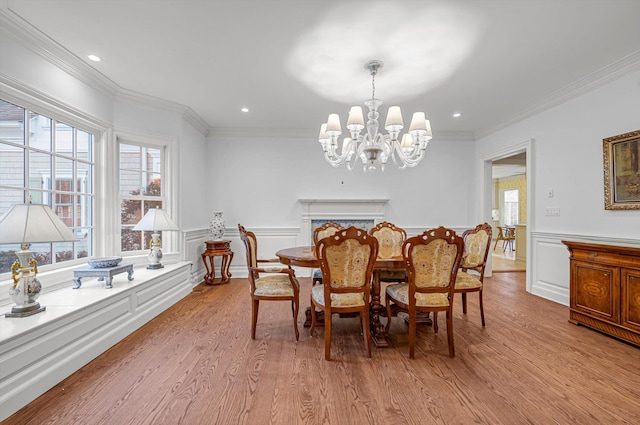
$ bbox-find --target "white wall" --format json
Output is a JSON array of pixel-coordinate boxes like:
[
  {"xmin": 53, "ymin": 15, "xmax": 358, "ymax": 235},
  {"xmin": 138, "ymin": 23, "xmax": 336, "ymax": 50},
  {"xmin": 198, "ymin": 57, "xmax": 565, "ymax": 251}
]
[
  {"xmin": 208, "ymin": 134, "xmax": 476, "ymax": 228},
  {"xmin": 207, "ymin": 132, "xmax": 478, "ymax": 277},
  {"xmin": 476, "ymin": 68, "xmax": 640, "ymax": 304}
]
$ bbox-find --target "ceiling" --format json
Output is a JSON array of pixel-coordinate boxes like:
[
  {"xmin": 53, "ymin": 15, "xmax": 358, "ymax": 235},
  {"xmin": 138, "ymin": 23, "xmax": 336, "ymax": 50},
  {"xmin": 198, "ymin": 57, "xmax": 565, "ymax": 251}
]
[{"xmin": 4, "ymin": 0, "xmax": 640, "ymax": 139}]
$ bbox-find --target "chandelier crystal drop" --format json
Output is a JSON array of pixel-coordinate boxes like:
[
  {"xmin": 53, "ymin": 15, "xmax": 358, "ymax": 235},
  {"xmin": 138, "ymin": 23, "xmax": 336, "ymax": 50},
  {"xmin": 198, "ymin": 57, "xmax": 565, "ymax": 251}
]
[{"xmin": 318, "ymin": 60, "xmax": 432, "ymax": 172}]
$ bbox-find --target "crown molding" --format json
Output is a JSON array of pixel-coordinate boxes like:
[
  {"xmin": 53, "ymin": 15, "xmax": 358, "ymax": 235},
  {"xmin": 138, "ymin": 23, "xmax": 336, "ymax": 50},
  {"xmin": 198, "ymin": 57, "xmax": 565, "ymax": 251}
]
[
  {"xmin": 208, "ymin": 126, "xmax": 316, "ymax": 140},
  {"xmin": 432, "ymin": 131, "xmax": 476, "ymax": 142},
  {"xmin": 0, "ymin": 6, "xmax": 120, "ymax": 98},
  {"xmin": 476, "ymin": 49, "xmax": 640, "ymax": 139},
  {"xmin": 115, "ymin": 89, "xmax": 209, "ymax": 136},
  {"xmin": 0, "ymin": 72, "xmax": 111, "ymax": 132}
]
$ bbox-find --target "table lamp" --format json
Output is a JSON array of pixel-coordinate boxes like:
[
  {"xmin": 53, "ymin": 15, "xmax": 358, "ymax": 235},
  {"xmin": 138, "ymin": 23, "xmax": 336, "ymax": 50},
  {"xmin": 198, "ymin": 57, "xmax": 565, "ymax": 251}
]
[
  {"xmin": 132, "ymin": 207, "xmax": 179, "ymax": 269},
  {"xmin": 0, "ymin": 203, "xmax": 77, "ymax": 318}
]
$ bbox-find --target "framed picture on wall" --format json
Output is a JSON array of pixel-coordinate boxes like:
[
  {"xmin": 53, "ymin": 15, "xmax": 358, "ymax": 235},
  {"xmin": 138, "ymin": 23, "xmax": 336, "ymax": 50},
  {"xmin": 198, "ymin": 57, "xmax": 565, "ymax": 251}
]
[{"xmin": 604, "ymin": 130, "xmax": 640, "ymax": 210}]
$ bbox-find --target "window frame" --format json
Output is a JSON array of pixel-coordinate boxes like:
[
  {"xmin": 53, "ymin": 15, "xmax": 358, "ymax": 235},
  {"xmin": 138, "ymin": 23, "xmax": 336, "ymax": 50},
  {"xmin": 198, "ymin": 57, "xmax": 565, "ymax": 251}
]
[
  {"xmin": 112, "ymin": 131, "xmax": 179, "ymax": 259},
  {"xmin": 0, "ymin": 100, "xmax": 96, "ymax": 273}
]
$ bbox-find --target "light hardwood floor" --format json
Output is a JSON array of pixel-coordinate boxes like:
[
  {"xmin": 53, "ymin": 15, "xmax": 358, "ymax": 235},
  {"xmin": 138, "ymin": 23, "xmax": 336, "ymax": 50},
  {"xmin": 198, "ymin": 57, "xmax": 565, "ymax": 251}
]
[{"xmin": 3, "ymin": 273, "xmax": 640, "ymax": 425}]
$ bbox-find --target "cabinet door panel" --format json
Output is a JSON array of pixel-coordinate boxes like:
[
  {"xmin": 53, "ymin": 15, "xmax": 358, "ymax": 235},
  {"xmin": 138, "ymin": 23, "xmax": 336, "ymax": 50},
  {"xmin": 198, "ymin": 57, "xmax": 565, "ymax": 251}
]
[
  {"xmin": 622, "ymin": 268, "xmax": 640, "ymax": 333},
  {"xmin": 572, "ymin": 261, "xmax": 619, "ymax": 323}
]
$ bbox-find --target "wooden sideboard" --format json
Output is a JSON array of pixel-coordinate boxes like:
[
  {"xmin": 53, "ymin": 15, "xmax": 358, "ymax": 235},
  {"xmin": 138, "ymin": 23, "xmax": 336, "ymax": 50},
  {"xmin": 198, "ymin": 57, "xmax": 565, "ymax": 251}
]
[{"xmin": 563, "ymin": 241, "xmax": 640, "ymax": 346}]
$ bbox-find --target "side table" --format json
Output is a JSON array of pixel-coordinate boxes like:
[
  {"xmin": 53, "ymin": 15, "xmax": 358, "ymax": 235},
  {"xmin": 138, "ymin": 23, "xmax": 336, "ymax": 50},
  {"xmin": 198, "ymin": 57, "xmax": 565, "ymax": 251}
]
[
  {"xmin": 202, "ymin": 240, "xmax": 233, "ymax": 284},
  {"xmin": 73, "ymin": 263, "xmax": 134, "ymax": 289}
]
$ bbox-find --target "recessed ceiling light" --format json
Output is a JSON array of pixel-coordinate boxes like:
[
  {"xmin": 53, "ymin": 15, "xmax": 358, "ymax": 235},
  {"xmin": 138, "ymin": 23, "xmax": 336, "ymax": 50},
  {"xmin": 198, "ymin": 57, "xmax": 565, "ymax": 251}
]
[
  {"xmin": 453, "ymin": 112, "xmax": 462, "ymax": 118},
  {"xmin": 88, "ymin": 54, "xmax": 101, "ymax": 62},
  {"xmin": 241, "ymin": 107, "xmax": 249, "ymax": 113}
]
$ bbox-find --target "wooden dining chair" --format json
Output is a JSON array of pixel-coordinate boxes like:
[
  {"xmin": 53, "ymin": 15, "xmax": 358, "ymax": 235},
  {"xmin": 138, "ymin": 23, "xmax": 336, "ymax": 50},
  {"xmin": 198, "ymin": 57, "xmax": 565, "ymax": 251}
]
[
  {"xmin": 454, "ymin": 223, "xmax": 492, "ymax": 326},
  {"xmin": 368, "ymin": 221, "xmax": 407, "ymax": 283},
  {"xmin": 238, "ymin": 224, "xmax": 300, "ymax": 341},
  {"xmin": 310, "ymin": 226, "xmax": 379, "ymax": 360},
  {"xmin": 493, "ymin": 226, "xmax": 515, "ymax": 252},
  {"xmin": 312, "ymin": 222, "xmax": 344, "ymax": 285},
  {"xmin": 385, "ymin": 227, "xmax": 464, "ymax": 358}
]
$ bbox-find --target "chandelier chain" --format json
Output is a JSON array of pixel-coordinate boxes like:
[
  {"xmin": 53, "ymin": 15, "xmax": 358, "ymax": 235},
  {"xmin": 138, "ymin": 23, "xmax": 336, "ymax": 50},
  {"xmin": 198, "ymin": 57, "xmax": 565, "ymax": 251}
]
[{"xmin": 371, "ymin": 71, "xmax": 376, "ymax": 100}]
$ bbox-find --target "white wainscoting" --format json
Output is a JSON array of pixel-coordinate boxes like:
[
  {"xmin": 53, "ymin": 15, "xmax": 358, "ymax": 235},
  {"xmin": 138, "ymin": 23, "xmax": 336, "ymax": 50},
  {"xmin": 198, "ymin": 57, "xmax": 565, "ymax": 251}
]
[
  {"xmin": 183, "ymin": 228, "xmax": 211, "ymax": 286},
  {"xmin": 0, "ymin": 261, "xmax": 192, "ymax": 421},
  {"xmin": 529, "ymin": 232, "xmax": 640, "ymax": 306}
]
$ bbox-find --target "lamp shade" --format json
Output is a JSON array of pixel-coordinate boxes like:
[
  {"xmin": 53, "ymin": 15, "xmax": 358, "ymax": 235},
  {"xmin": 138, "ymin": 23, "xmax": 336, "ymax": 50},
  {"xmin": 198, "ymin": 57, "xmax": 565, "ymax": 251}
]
[
  {"xmin": 0, "ymin": 203, "xmax": 77, "ymax": 244},
  {"xmin": 132, "ymin": 207, "xmax": 179, "ymax": 232}
]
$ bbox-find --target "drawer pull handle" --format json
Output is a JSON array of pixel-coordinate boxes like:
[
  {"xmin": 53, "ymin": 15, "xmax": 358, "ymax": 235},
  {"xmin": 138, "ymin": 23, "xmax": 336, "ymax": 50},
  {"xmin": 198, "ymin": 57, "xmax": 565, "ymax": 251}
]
[{"xmin": 588, "ymin": 252, "xmax": 598, "ymax": 257}]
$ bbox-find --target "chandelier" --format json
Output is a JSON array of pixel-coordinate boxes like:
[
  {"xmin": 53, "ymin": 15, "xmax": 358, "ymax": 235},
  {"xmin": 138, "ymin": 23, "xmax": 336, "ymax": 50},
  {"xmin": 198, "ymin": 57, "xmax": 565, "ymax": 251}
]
[{"xmin": 318, "ymin": 60, "xmax": 432, "ymax": 172}]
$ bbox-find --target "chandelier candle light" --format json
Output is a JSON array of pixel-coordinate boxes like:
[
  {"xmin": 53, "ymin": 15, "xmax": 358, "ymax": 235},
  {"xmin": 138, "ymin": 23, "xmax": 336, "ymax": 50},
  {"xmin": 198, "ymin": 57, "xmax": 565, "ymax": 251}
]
[{"xmin": 318, "ymin": 60, "xmax": 433, "ymax": 172}]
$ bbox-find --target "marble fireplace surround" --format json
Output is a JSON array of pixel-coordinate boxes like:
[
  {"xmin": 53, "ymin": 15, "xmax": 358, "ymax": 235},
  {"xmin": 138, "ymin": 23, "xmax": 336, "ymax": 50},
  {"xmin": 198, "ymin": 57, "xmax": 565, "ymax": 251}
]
[{"xmin": 298, "ymin": 198, "xmax": 388, "ymax": 246}]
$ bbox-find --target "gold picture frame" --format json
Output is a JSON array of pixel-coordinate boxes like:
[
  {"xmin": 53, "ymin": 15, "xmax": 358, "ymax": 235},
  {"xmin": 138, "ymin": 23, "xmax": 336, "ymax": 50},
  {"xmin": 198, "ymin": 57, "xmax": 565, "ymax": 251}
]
[{"xmin": 604, "ymin": 130, "xmax": 640, "ymax": 210}]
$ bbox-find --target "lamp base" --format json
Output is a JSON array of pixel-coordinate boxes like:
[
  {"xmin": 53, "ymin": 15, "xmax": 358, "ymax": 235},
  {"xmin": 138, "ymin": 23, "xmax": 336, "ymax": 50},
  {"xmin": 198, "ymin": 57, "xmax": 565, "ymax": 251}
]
[
  {"xmin": 6, "ymin": 302, "xmax": 46, "ymax": 318},
  {"xmin": 147, "ymin": 263, "xmax": 164, "ymax": 270}
]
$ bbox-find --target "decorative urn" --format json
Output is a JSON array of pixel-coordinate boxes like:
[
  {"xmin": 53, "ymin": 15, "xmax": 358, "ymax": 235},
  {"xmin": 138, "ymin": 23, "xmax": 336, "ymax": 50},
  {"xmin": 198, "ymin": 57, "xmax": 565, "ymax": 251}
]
[{"xmin": 209, "ymin": 211, "xmax": 225, "ymax": 241}]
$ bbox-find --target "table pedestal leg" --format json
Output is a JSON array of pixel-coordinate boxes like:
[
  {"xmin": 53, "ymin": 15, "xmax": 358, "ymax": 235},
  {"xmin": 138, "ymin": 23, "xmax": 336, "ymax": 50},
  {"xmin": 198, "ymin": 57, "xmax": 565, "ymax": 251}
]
[{"xmin": 370, "ymin": 270, "xmax": 389, "ymax": 348}]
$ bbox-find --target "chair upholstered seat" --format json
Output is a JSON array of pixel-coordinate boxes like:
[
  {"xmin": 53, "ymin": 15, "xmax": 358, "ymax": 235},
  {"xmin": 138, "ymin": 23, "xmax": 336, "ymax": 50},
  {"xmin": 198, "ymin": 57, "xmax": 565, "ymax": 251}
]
[
  {"xmin": 312, "ymin": 222, "xmax": 344, "ymax": 285},
  {"xmin": 311, "ymin": 285, "xmax": 365, "ymax": 307},
  {"xmin": 254, "ymin": 274, "xmax": 299, "ymax": 297},
  {"xmin": 385, "ymin": 227, "xmax": 464, "ymax": 358},
  {"xmin": 454, "ymin": 271, "xmax": 483, "ymax": 289},
  {"xmin": 386, "ymin": 283, "xmax": 450, "ymax": 307},
  {"xmin": 455, "ymin": 223, "xmax": 492, "ymax": 327},
  {"xmin": 310, "ymin": 226, "xmax": 378, "ymax": 360},
  {"xmin": 239, "ymin": 224, "xmax": 300, "ymax": 341}
]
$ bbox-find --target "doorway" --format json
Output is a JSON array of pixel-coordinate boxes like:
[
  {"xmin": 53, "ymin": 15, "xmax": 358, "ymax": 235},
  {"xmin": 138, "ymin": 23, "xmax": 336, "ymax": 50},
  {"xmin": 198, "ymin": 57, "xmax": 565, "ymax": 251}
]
[{"xmin": 491, "ymin": 152, "xmax": 526, "ymax": 272}]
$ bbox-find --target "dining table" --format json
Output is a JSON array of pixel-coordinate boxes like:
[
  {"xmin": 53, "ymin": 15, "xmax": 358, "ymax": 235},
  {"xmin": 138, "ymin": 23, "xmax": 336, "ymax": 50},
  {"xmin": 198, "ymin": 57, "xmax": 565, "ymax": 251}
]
[{"xmin": 276, "ymin": 245, "xmax": 420, "ymax": 348}]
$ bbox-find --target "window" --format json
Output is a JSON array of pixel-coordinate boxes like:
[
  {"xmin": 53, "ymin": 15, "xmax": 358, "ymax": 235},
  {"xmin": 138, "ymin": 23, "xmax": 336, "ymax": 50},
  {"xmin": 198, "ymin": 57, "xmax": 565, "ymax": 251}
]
[
  {"xmin": 119, "ymin": 142, "xmax": 164, "ymax": 252},
  {"xmin": 0, "ymin": 99, "xmax": 94, "ymax": 274},
  {"xmin": 503, "ymin": 189, "xmax": 519, "ymax": 226}
]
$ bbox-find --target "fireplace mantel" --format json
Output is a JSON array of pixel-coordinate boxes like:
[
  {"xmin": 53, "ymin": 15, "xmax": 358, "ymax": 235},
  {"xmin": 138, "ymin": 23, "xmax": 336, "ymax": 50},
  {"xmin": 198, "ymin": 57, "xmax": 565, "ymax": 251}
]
[{"xmin": 298, "ymin": 198, "xmax": 388, "ymax": 245}]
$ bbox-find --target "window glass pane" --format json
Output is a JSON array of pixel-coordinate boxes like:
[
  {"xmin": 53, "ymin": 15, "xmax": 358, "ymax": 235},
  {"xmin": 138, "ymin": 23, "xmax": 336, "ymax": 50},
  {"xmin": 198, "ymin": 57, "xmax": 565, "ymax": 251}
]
[
  {"xmin": 77, "ymin": 162, "xmax": 91, "ymax": 193},
  {"xmin": 28, "ymin": 112, "xmax": 52, "ymax": 150},
  {"xmin": 0, "ymin": 243, "xmax": 22, "ymax": 274},
  {"xmin": 145, "ymin": 200, "xmax": 162, "ymax": 214},
  {"xmin": 121, "ymin": 199, "xmax": 142, "ymax": 225},
  {"xmin": 0, "ymin": 188, "xmax": 25, "ymax": 217},
  {"xmin": 120, "ymin": 170, "xmax": 141, "ymax": 196},
  {"xmin": 144, "ymin": 147, "xmax": 161, "ymax": 173},
  {"xmin": 77, "ymin": 230, "xmax": 90, "ymax": 259},
  {"xmin": 77, "ymin": 130, "xmax": 91, "ymax": 161},
  {"xmin": 29, "ymin": 151, "xmax": 51, "ymax": 190},
  {"xmin": 55, "ymin": 241, "xmax": 74, "ymax": 263},
  {"xmin": 77, "ymin": 195, "xmax": 92, "ymax": 228},
  {"xmin": 28, "ymin": 189, "xmax": 51, "ymax": 205},
  {"xmin": 55, "ymin": 121, "xmax": 73, "ymax": 154},
  {"xmin": 0, "ymin": 143, "xmax": 25, "ymax": 188},
  {"xmin": 56, "ymin": 156, "xmax": 74, "ymax": 188},
  {"xmin": 119, "ymin": 141, "xmax": 164, "ymax": 253},
  {"xmin": 503, "ymin": 189, "xmax": 519, "ymax": 225},
  {"xmin": 145, "ymin": 173, "xmax": 162, "ymax": 196},
  {"xmin": 0, "ymin": 100, "xmax": 25, "ymax": 144},
  {"xmin": 121, "ymin": 227, "xmax": 141, "ymax": 252},
  {"xmin": 120, "ymin": 143, "xmax": 141, "ymax": 169},
  {"xmin": 55, "ymin": 202, "xmax": 73, "ymax": 228},
  {"xmin": 30, "ymin": 242, "xmax": 52, "ymax": 266}
]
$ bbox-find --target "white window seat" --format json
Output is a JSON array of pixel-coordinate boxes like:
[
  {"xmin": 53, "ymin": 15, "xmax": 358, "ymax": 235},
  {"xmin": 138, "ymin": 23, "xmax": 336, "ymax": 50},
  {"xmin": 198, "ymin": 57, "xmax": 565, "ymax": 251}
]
[{"xmin": 0, "ymin": 261, "xmax": 192, "ymax": 422}]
